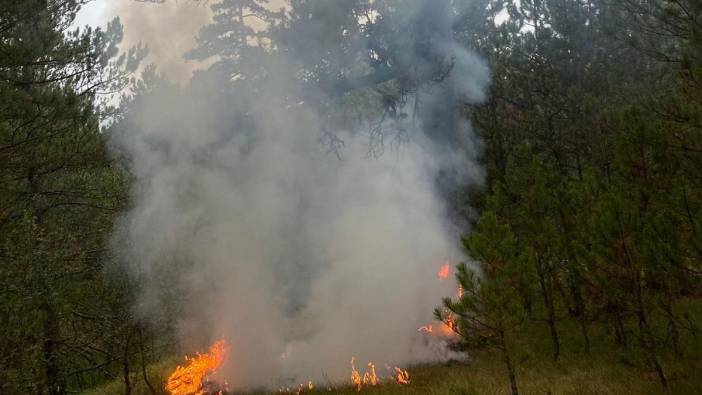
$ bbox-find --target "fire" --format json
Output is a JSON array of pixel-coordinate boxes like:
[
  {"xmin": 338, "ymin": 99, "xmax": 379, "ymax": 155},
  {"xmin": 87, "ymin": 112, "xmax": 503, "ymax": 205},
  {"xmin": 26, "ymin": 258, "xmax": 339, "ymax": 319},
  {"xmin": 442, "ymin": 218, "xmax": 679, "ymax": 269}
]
[
  {"xmin": 164, "ymin": 259, "xmax": 459, "ymax": 393},
  {"xmin": 394, "ymin": 367, "xmax": 410, "ymax": 385},
  {"xmin": 438, "ymin": 262, "xmax": 451, "ymax": 280},
  {"xmin": 350, "ymin": 357, "xmax": 378, "ymax": 391},
  {"xmin": 418, "ymin": 320, "xmax": 457, "ymax": 337},
  {"xmin": 349, "ymin": 358, "xmax": 411, "ymax": 391},
  {"xmin": 417, "ymin": 261, "xmax": 461, "ymax": 337},
  {"xmin": 165, "ymin": 339, "xmax": 229, "ymax": 395},
  {"xmin": 442, "ymin": 312, "xmax": 459, "ymax": 335},
  {"xmin": 279, "ymin": 381, "xmax": 314, "ymax": 394}
]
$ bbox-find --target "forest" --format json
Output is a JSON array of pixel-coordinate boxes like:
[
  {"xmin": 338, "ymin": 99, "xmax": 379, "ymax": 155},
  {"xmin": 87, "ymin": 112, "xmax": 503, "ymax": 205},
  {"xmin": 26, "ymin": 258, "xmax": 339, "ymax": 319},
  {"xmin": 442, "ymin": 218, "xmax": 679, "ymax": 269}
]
[{"xmin": 1, "ymin": 0, "xmax": 701, "ymax": 394}]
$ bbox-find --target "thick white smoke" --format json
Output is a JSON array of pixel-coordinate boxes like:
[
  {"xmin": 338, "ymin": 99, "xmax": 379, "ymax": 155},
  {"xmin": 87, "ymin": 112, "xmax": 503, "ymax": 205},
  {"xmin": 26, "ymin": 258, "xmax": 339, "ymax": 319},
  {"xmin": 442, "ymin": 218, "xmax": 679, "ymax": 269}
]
[{"xmin": 111, "ymin": 0, "xmax": 489, "ymax": 390}]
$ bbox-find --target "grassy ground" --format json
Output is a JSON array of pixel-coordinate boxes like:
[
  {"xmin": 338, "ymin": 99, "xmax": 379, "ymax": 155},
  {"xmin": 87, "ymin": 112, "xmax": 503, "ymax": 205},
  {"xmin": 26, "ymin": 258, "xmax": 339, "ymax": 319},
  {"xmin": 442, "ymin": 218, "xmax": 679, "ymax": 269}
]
[
  {"xmin": 83, "ymin": 319, "xmax": 702, "ymax": 395},
  {"xmin": 82, "ymin": 353, "xmax": 701, "ymax": 395}
]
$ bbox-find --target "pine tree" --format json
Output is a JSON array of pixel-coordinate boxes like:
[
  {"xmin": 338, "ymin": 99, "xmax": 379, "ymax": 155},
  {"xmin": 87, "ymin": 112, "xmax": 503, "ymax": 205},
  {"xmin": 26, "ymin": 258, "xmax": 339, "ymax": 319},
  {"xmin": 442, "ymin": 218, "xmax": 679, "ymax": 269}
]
[
  {"xmin": 438, "ymin": 212, "xmax": 528, "ymax": 395},
  {"xmin": 0, "ymin": 1, "xmax": 143, "ymax": 393}
]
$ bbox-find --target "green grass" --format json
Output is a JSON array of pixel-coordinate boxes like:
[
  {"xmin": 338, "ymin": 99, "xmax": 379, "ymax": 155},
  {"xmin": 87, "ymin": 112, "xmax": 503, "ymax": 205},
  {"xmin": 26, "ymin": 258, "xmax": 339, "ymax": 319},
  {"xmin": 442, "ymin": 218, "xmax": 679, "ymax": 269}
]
[
  {"xmin": 82, "ymin": 354, "xmax": 702, "ymax": 395},
  {"xmin": 83, "ymin": 303, "xmax": 702, "ymax": 395},
  {"xmin": 82, "ymin": 340, "xmax": 702, "ymax": 395}
]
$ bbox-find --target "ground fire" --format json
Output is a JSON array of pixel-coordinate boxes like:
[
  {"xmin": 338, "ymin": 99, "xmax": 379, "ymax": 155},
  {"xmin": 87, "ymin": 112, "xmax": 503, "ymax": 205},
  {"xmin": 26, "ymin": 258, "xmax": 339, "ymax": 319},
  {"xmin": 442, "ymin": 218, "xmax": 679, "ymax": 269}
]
[
  {"xmin": 166, "ymin": 262, "xmax": 460, "ymax": 394},
  {"xmin": 165, "ymin": 340, "xmax": 229, "ymax": 395},
  {"xmin": 350, "ymin": 357, "xmax": 378, "ymax": 391},
  {"xmin": 394, "ymin": 368, "xmax": 411, "ymax": 385},
  {"xmin": 349, "ymin": 357, "xmax": 411, "ymax": 391}
]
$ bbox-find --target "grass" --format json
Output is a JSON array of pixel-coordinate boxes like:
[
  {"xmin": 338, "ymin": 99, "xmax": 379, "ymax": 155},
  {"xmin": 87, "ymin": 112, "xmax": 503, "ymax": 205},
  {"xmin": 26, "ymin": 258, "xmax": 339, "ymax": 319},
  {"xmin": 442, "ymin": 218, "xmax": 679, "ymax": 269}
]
[
  {"xmin": 82, "ymin": 336, "xmax": 702, "ymax": 394},
  {"xmin": 82, "ymin": 353, "xmax": 701, "ymax": 395},
  {"xmin": 83, "ymin": 303, "xmax": 702, "ymax": 395}
]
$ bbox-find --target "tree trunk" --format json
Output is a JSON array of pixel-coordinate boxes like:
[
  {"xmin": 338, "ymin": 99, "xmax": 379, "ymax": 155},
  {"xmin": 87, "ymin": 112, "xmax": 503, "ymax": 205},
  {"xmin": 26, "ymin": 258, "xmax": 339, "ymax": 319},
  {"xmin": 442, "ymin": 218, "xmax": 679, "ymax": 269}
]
[
  {"xmin": 536, "ymin": 258, "xmax": 560, "ymax": 361},
  {"xmin": 569, "ymin": 271, "xmax": 590, "ymax": 354},
  {"xmin": 578, "ymin": 315, "xmax": 590, "ymax": 354},
  {"xmin": 498, "ymin": 327, "xmax": 519, "ymax": 395},
  {"xmin": 546, "ymin": 307, "xmax": 560, "ymax": 361},
  {"xmin": 41, "ymin": 302, "xmax": 65, "ymax": 395},
  {"xmin": 639, "ymin": 323, "xmax": 667, "ymax": 388},
  {"xmin": 614, "ymin": 312, "xmax": 628, "ymax": 348},
  {"xmin": 123, "ymin": 330, "xmax": 133, "ymax": 395},
  {"xmin": 662, "ymin": 292, "xmax": 681, "ymax": 356},
  {"xmin": 634, "ymin": 280, "xmax": 667, "ymax": 388},
  {"xmin": 139, "ymin": 329, "xmax": 157, "ymax": 395}
]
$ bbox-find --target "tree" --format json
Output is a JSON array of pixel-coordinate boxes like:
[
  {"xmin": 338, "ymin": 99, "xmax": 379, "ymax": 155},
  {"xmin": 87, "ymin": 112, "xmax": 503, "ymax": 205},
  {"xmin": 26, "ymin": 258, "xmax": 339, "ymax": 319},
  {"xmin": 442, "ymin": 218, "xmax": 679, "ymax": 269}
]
[
  {"xmin": 0, "ymin": 1, "xmax": 145, "ymax": 393},
  {"xmin": 438, "ymin": 212, "xmax": 528, "ymax": 395},
  {"xmin": 456, "ymin": 0, "xmax": 701, "ymax": 390}
]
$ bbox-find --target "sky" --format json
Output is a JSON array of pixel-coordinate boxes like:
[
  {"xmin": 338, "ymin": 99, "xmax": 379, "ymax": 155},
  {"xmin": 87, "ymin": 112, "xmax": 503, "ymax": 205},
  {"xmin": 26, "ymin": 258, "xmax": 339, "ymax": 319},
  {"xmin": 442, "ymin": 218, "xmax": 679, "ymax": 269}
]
[
  {"xmin": 75, "ymin": 0, "xmax": 510, "ymax": 82},
  {"xmin": 75, "ymin": 0, "xmax": 213, "ymax": 82}
]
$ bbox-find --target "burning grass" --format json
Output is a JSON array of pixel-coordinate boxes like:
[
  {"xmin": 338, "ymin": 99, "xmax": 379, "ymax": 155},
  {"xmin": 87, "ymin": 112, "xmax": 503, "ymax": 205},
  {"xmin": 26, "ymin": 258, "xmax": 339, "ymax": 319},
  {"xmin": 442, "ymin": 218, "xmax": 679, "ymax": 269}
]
[
  {"xmin": 165, "ymin": 340, "xmax": 229, "ymax": 395},
  {"xmin": 156, "ymin": 262, "xmax": 457, "ymax": 395},
  {"xmin": 81, "ymin": 353, "xmax": 702, "ymax": 395},
  {"xmin": 80, "ymin": 275, "xmax": 702, "ymax": 395},
  {"xmin": 81, "ymin": 315, "xmax": 702, "ymax": 395}
]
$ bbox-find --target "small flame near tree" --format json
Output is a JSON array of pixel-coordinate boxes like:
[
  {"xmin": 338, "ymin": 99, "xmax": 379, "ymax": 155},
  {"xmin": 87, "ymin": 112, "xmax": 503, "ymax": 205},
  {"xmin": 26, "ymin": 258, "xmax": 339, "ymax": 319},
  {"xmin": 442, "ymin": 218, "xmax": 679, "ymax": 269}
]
[
  {"xmin": 165, "ymin": 339, "xmax": 229, "ymax": 395},
  {"xmin": 438, "ymin": 262, "xmax": 451, "ymax": 280},
  {"xmin": 443, "ymin": 312, "xmax": 459, "ymax": 334},
  {"xmin": 417, "ymin": 261, "xmax": 461, "ymax": 337}
]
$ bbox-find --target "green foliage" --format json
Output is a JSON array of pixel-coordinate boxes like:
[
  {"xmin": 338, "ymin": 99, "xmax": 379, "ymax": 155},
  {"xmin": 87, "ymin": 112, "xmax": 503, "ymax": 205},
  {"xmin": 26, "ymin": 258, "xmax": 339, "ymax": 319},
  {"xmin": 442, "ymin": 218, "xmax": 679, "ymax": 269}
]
[
  {"xmin": 0, "ymin": 1, "xmax": 149, "ymax": 394},
  {"xmin": 440, "ymin": 212, "xmax": 527, "ymax": 346},
  {"xmin": 454, "ymin": 0, "xmax": 702, "ymax": 392},
  {"xmin": 2, "ymin": 0, "xmax": 702, "ymax": 394}
]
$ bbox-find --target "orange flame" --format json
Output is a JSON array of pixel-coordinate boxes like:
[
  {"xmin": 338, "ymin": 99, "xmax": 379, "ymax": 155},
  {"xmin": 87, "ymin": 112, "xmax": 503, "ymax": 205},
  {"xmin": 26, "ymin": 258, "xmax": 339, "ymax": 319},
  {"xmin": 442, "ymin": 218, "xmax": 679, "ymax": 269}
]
[
  {"xmin": 394, "ymin": 367, "xmax": 410, "ymax": 385},
  {"xmin": 350, "ymin": 357, "xmax": 379, "ymax": 391},
  {"xmin": 279, "ymin": 381, "xmax": 315, "ymax": 394},
  {"xmin": 417, "ymin": 261, "xmax": 461, "ymax": 337},
  {"xmin": 165, "ymin": 339, "xmax": 229, "ymax": 395},
  {"xmin": 442, "ymin": 312, "xmax": 459, "ymax": 335},
  {"xmin": 438, "ymin": 262, "xmax": 451, "ymax": 280},
  {"xmin": 417, "ymin": 320, "xmax": 458, "ymax": 337}
]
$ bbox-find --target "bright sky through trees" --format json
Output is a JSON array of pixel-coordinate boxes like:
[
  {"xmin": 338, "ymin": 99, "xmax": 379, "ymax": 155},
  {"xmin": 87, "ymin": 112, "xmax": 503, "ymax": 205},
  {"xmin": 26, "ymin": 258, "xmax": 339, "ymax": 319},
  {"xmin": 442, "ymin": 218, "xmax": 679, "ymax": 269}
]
[{"xmin": 76, "ymin": 0, "xmax": 211, "ymax": 82}]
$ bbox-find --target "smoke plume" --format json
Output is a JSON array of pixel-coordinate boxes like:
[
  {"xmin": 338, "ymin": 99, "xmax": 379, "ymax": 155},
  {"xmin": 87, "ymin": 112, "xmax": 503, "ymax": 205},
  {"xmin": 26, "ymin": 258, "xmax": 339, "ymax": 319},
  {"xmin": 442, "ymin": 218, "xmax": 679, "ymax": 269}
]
[
  {"xmin": 97, "ymin": 0, "xmax": 213, "ymax": 82},
  {"xmin": 111, "ymin": 0, "xmax": 489, "ymax": 390}
]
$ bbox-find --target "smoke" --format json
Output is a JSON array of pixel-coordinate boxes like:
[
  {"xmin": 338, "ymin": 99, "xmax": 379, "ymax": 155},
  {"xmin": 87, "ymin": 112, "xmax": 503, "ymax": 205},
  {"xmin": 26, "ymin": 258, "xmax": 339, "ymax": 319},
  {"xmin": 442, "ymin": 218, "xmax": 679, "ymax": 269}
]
[
  {"xmin": 95, "ymin": 0, "xmax": 213, "ymax": 82},
  {"xmin": 111, "ymin": 0, "xmax": 489, "ymax": 390}
]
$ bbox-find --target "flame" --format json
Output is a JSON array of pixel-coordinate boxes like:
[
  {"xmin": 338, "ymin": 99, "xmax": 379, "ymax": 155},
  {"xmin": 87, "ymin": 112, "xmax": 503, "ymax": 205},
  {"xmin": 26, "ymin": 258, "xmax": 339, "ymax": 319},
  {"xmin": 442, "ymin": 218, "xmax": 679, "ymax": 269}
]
[
  {"xmin": 417, "ymin": 261, "xmax": 462, "ymax": 337},
  {"xmin": 417, "ymin": 261, "xmax": 464, "ymax": 337},
  {"xmin": 350, "ymin": 358, "xmax": 379, "ymax": 391},
  {"xmin": 164, "ymin": 259, "xmax": 461, "ymax": 393},
  {"xmin": 165, "ymin": 340, "xmax": 229, "ymax": 395},
  {"xmin": 438, "ymin": 262, "xmax": 451, "ymax": 280},
  {"xmin": 418, "ymin": 320, "xmax": 457, "ymax": 337},
  {"xmin": 442, "ymin": 312, "xmax": 459, "ymax": 335},
  {"xmin": 394, "ymin": 367, "xmax": 410, "ymax": 385},
  {"xmin": 279, "ymin": 381, "xmax": 315, "ymax": 394}
]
